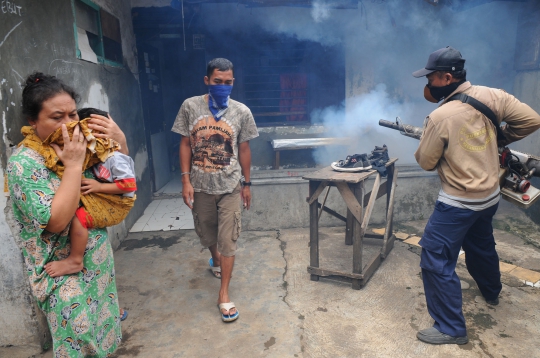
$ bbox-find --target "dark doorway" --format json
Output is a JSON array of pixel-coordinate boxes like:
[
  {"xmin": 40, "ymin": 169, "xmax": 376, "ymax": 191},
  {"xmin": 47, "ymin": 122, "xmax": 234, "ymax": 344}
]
[
  {"xmin": 132, "ymin": 5, "xmax": 346, "ymax": 187},
  {"xmin": 136, "ymin": 43, "xmax": 170, "ymax": 191}
]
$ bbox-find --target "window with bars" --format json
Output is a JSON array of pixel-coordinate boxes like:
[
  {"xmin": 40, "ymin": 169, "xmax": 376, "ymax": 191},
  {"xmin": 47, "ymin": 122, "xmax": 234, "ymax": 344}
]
[
  {"xmin": 243, "ymin": 43, "xmax": 309, "ymax": 125},
  {"xmin": 72, "ymin": 0, "xmax": 123, "ymax": 66},
  {"xmin": 202, "ymin": 30, "xmax": 344, "ymax": 127}
]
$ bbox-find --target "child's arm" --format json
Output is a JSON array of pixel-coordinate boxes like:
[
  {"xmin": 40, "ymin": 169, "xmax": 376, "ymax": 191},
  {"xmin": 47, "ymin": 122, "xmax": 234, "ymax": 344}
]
[{"xmin": 81, "ymin": 178, "xmax": 133, "ymax": 195}]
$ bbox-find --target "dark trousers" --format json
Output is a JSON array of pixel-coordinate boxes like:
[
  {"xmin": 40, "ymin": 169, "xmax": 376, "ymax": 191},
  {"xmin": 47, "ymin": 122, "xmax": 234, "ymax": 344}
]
[{"xmin": 419, "ymin": 201, "xmax": 501, "ymax": 337}]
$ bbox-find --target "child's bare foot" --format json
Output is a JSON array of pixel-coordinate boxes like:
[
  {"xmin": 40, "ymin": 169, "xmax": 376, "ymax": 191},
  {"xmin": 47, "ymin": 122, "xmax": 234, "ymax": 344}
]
[{"xmin": 44, "ymin": 258, "xmax": 83, "ymax": 277}]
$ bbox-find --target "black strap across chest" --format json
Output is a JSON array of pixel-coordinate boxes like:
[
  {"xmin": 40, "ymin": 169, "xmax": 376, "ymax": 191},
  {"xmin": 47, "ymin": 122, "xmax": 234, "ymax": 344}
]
[{"xmin": 446, "ymin": 93, "xmax": 506, "ymax": 142}]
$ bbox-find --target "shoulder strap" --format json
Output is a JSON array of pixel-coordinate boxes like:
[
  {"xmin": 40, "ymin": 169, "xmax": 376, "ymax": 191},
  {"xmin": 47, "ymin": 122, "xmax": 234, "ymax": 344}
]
[{"xmin": 446, "ymin": 93, "xmax": 506, "ymax": 142}]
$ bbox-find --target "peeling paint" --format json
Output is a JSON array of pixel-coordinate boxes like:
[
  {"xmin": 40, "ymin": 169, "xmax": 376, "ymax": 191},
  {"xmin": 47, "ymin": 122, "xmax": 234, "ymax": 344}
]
[
  {"xmin": 1, "ymin": 110, "xmax": 13, "ymax": 158},
  {"xmin": 2, "ymin": 111, "xmax": 7, "ymax": 148},
  {"xmin": 134, "ymin": 146, "xmax": 149, "ymax": 181},
  {"xmin": 81, "ymin": 82, "xmax": 110, "ymax": 112}
]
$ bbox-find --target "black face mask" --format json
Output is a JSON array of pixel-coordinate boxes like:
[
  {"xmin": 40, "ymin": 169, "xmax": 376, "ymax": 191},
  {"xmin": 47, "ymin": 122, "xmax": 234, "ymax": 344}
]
[{"xmin": 425, "ymin": 80, "xmax": 466, "ymax": 103}]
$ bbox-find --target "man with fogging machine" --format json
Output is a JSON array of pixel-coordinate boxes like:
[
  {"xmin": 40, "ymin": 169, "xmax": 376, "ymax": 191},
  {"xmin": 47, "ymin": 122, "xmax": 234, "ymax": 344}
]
[
  {"xmin": 411, "ymin": 46, "xmax": 540, "ymax": 345},
  {"xmin": 172, "ymin": 58, "xmax": 259, "ymax": 322}
]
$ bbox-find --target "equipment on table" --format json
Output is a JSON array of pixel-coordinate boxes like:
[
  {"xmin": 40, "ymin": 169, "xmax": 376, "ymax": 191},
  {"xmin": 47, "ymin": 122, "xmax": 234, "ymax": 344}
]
[{"xmin": 379, "ymin": 118, "xmax": 540, "ymax": 209}]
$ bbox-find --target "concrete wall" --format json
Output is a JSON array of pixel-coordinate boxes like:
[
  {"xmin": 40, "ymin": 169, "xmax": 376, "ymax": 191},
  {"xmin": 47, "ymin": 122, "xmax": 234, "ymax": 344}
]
[
  {"xmin": 513, "ymin": 70, "xmax": 540, "ymax": 151},
  {"xmin": 0, "ymin": 0, "xmax": 150, "ymax": 351},
  {"xmin": 243, "ymin": 165, "xmax": 440, "ymax": 231},
  {"xmin": 513, "ymin": 70, "xmax": 540, "ymax": 225},
  {"xmin": 508, "ymin": 1, "xmax": 540, "ymax": 225}
]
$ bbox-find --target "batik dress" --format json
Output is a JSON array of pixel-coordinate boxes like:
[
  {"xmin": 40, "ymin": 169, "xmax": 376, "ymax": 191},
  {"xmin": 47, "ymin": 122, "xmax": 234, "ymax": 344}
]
[{"xmin": 7, "ymin": 146, "xmax": 122, "ymax": 358}]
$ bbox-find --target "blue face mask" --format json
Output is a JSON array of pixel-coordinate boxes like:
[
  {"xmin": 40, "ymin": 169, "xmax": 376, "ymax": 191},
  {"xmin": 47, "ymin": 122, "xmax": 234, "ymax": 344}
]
[{"xmin": 208, "ymin": 85, "xmax": 233, "ymax": 120}]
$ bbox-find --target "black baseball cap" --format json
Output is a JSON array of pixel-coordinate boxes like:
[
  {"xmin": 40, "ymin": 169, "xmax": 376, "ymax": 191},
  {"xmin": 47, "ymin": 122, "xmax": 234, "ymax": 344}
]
[{"xmin": 412, "ymin": 46, "xmax": 466, "ymax": 78}]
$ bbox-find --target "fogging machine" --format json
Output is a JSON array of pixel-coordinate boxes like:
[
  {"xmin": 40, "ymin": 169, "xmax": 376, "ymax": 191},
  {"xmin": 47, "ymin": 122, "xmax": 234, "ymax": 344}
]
[{"xmin": 379, "ymin": 118, "xmax": 540, "ymax": 209}]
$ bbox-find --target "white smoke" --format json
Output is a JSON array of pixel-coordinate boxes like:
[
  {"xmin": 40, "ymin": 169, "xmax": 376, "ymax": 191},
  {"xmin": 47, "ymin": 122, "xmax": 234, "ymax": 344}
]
[
  {"xmin": 311, "ymin": 1, "xmax": 331, "ymax": 23},
  {"xmin": 201, "ymin": 1, "xmax": 524, "ymax": 164},
  {"xmin": 311, "ymin": 84, "xmax": 421, "ymax": 165}
]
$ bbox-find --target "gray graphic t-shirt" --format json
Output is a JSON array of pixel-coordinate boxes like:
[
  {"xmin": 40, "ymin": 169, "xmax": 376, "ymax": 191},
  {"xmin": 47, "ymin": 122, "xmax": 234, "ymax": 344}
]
[{"xmin": 171, "ymin": 95, "xmax": 259, "ymax": 195}]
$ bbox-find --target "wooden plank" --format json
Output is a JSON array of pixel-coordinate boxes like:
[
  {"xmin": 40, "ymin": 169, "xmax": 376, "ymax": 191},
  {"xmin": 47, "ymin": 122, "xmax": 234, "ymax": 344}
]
[
  {"xmin": 352, "ymin": 278, "xmax": 363, "ymax": 290},
  {"xmin": 318, "ymin": 186, "xmax": 331, "ymax": 221},
  {"xmin": 307, "ymin": 181, "xmax": 328, "ymax": 205},
  {"xmin": 385, "ymin": 164, "xmax": 396, "ymax": 234},
  {"xmin": 316, "ymin": 202, "xmax": 346, "ymax": 222},
  {"xmin": 302, "ymin": 158, "xmax": 398, "ymax": 183},
  {"xmin": 386, "ymin": 164, "xmax": 394, "ymax": 215},
  {"xmin": 321, "ymin": 276, "xmax": 354, "ymax": 285},
  {"xmin": 360, "ymin": 251, "xmax": 382, "ymax": 286},
  {"xmin": 360, "ymin": 174, "xmax": 381, "ymax": 233},
  {"xmin": 335, "ymin": 182, "xmax": 363, "ymax": 223},
  {"xmin": 345, "ymin": 209, "xmax": 354, "ymax": 245},
  {"xmin": 382, "ymin": 166, "xmax": 399, "ymax": 256},
  {"xmin": 364, "ymin": 233, "xmax": 384, "ymax": 240},
  {"xmin": 381, "ymin": 234, "xmax": 396, "ymax": 259},
  {"xmin": 309, "ymin": 181, "xmax": 320, "ymax": 281},
  {"xmin": 353, "ymin": 174, "xmax": 380, "ymax": 289},
  {"xmin": 362, "ymin": 180, "xmax": 388, "ymax": 207},
  {"xmin": 307, "ymin": 266, "xmax": 364, "ymax": 280},
  {"xmin": 352, "ymin": 182, "xmax": 364, "ymax": 278}
]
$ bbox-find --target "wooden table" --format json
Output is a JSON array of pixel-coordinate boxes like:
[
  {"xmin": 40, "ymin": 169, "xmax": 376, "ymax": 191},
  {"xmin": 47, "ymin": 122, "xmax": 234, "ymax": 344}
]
[{"xmin": 302, "ymin": 158, "xmax": 398, "ymax": 289}]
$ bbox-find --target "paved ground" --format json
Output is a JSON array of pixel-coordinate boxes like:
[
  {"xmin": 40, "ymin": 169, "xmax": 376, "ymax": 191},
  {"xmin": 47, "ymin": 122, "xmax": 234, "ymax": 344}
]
[{"xmin": 6, "ymin": 201, "xmax": 540, "ymax": 358}]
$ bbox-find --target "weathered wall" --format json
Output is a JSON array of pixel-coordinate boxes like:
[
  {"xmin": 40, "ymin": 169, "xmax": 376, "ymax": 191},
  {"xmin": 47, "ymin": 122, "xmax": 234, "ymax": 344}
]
[
  {"xmin": 506, "ymin": 0, "xmax": 540, "ymax": 226},
  {"xmin": 513, "ymin": 70, "xmax": 540, "ymax": 152},
  {"xmin": 513, "ymin": 70, "xmax": 540, "ymax": 224},
  {"xmin": 0, "ymin": 0, "xmax": 150, "ymax": 351}
]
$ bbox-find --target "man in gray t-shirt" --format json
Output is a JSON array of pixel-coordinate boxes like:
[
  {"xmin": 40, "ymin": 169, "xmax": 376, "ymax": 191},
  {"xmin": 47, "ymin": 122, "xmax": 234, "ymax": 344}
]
[{"xmin": 171, "ymin": 58, "xmax": 258, "ymax": 323}]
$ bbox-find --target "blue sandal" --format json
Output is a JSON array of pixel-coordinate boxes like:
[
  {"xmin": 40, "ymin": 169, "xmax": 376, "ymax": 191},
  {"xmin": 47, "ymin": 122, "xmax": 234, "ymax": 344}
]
[
  {"xmin": 218, "ymin": 302, "xmax": 239, "ymax": 322},
  {"xmin": 120, "ymin": 309, "xmax": 128, "ymax": 321},
  {"xmin": 209, "ymin": 258, "xmax": 221, "ymax": 279}
]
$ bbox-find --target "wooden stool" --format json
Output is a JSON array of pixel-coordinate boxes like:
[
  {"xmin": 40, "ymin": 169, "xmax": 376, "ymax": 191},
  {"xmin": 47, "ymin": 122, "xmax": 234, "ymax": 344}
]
[{"xmin": 302, "ymin": 158, "xmax": 398, "ymax": 289}]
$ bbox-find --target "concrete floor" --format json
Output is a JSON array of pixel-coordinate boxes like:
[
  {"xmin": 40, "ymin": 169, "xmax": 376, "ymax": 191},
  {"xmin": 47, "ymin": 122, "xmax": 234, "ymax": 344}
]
[
  {"xmin": 7, "ymin": 201, "xmax": 540, "ymax": 358},
  {"xmin": 129, "ymin": 172, "xmax": 193, "ymax": 233}
]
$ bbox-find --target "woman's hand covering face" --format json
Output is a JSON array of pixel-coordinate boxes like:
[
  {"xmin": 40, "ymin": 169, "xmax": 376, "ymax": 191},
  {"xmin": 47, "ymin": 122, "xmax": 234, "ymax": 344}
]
[
  {"xmin": 87, "ymin": 114, "xmax": 129, "ymax": 155},
  {"xmin": 50, "ymin": 124, "xmax": 86, "ymax": 170}
]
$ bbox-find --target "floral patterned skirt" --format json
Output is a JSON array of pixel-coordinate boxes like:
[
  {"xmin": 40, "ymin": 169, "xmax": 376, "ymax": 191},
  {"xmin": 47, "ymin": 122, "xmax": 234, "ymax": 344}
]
[{"xmin": 41, "ymin": 230, "xmax": 122, "ymax": 357}]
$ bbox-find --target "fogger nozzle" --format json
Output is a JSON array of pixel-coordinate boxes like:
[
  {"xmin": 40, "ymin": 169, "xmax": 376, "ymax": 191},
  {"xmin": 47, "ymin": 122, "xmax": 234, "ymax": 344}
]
[{"xmin": 378, "ymin": 119, "xmax": 423, "ymax": 140}]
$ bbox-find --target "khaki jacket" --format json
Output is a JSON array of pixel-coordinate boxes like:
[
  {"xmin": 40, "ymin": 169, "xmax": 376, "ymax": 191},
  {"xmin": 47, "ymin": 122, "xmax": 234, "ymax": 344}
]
[{"xmin": 414, "ymin": 81, "xmax": 540, "ymax": 199}]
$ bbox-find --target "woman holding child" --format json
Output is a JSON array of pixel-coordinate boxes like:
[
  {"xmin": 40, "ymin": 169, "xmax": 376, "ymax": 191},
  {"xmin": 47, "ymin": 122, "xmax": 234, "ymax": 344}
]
[{"xmin": 7, "ymin": 72, "xmax": 129, "ymax": 357}]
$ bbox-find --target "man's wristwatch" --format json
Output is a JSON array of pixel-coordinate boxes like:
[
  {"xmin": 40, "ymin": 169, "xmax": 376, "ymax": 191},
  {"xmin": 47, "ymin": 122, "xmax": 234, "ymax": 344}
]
[{"xmin": 242, "ymin": 181, "xmax": 252, "ymax": 187}]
